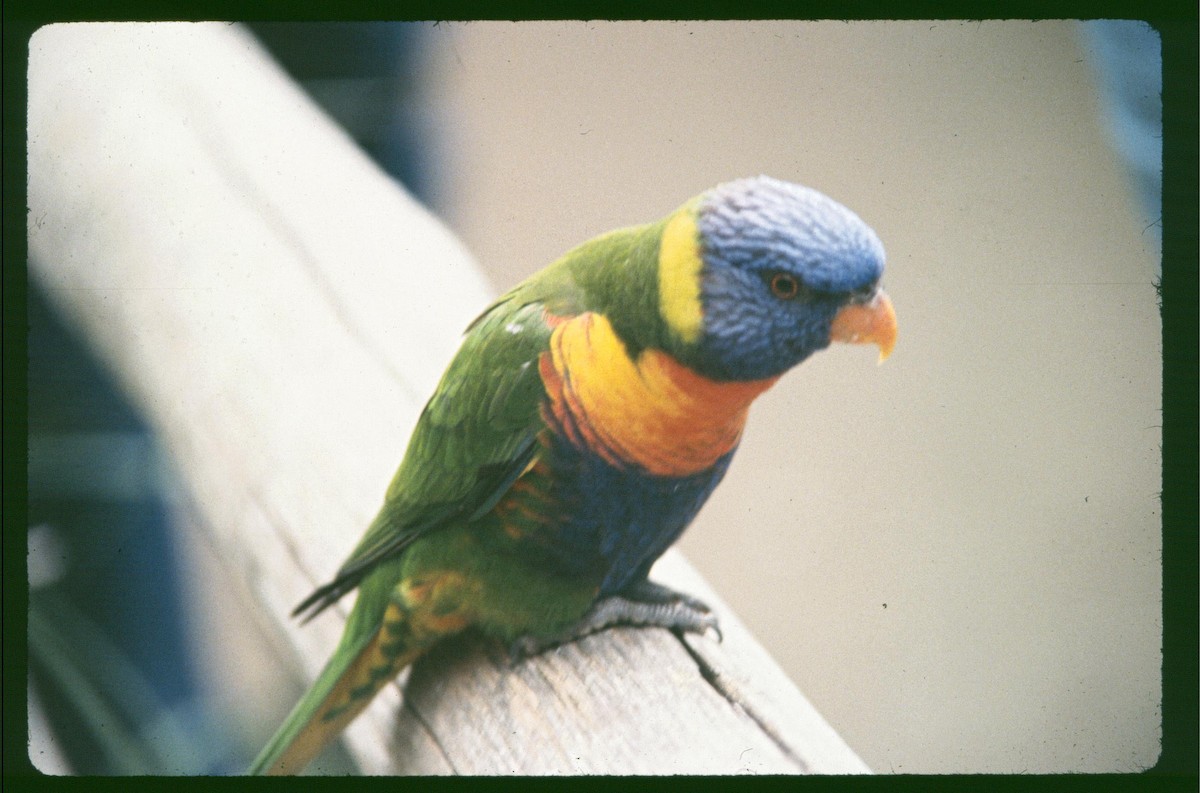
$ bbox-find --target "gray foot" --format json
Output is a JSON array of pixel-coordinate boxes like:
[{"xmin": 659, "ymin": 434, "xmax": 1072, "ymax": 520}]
[{"xmin": 507, "ymin": 579, "xmax": 721, "ymax": 661}]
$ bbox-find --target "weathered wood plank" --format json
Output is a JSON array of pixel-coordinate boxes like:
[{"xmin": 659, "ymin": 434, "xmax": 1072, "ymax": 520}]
[{"xmin": 27, "ymin": 22, "xmax": 870, "ymax": 775}]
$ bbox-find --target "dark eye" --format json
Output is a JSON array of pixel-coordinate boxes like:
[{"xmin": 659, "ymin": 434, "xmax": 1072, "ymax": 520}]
[{"xmin": 769, "ymin": 272, "xmax": 801, "ymax": 300}]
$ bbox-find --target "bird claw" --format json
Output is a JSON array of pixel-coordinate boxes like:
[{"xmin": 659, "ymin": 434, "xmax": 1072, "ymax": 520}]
[
  {"xmin": 620, "ymin": 579, "xmax": 723, "ymax": 641},
  {"xmin": 504, "ymin": 579, "xmax": 721, "ymax": 664},
  {"xmin": 682, "ymin": 616, "xmax": 724, "ymax": 645}
]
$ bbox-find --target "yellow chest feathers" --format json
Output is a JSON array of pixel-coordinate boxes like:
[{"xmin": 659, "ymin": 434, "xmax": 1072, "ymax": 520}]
[{"xmin": 538, "ymin": 312, "xmax": 778, "ymax": 477}]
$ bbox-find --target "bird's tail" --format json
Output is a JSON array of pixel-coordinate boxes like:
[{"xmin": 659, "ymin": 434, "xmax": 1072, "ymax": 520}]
[{"xmin": 246, "ymin": 600, "xmax": 424, "ymax": 776}]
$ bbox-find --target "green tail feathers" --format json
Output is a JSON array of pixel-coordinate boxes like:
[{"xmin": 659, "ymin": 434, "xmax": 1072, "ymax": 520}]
[{"xmin": 247, "ymin": 600, "xmax": 424, "ymax": 776}]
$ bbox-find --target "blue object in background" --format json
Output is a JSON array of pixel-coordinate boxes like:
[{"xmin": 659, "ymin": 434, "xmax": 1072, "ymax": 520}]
[
  {"xmin": 28, "ymin": 22, "xmax": 436, "ymax": 774},
  {"xmin": 250, "ymin": 22, "xmax": 437, "ymax": 202},
  {"xmin": 1078, "ymin": 20, "xmax": 1163, "ymax": 256},
  {"xmin": 27, "ymin": 284, "xmax": 233, "ymax": 774}
]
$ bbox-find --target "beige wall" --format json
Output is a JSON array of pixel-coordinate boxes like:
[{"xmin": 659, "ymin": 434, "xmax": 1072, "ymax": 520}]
[{"xmin": 423, "ymin": 20, "xmax": 1162, "ymax": 773}]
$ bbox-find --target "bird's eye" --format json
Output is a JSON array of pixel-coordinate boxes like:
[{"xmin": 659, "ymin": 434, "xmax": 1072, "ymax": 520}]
[{"xmin": 769, "ymin": 272, "xmax": 801, "ymax": 300}]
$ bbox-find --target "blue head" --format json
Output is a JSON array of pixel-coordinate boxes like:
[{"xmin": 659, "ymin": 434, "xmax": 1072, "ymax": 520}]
[{"xmin": 657, "ymin": 175, "xmax": 892, "ymax": 381}]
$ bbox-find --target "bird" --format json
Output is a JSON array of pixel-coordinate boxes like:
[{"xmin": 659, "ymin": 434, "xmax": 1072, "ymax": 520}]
[{"xmin": 247, "ymin": 175, "xmax": 897, "ymax": 775}]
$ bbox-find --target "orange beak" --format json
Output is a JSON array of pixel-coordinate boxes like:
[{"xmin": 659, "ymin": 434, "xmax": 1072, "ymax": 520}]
[{"xmin": 829, "ymin": 289, "xmax": 898, "ymax": 363}]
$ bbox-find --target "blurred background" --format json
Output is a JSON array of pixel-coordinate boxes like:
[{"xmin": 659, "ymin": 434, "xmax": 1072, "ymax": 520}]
[{"xmin": 27, "ymin": 20, "xmax": 1163, "ymax": 774}]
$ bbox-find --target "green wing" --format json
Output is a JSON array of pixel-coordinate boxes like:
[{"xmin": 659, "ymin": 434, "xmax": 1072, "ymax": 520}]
[
  {"xmin": 290, "ymin": 218, "xmax": 657, "ymax": 620},
  {"xmin": 293, "ymin": 297, "xmax": 556, "ymax": 620}
]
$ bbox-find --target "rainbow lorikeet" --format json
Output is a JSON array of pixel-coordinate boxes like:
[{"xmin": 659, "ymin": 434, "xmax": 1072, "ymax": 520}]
[{"xmin": 248, "ymin": 175, "xmax": 897, "ymax": 775}]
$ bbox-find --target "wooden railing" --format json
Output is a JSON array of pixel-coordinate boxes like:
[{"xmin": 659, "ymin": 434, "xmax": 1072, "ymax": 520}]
[{"xmin": 27, "ymin": 22, "xmax": 870, "ymax": 775}]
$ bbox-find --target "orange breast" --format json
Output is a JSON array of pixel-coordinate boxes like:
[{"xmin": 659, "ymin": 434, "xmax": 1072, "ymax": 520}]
[{"xmin": 539, "ymin": 312, "xmax": 778, "ymax": 477}]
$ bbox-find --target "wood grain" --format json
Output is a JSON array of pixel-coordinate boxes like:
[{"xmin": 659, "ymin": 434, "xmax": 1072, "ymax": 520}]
[{"xmin": 27, "ymin": 22, "xmax": 870, "ymax": 775}]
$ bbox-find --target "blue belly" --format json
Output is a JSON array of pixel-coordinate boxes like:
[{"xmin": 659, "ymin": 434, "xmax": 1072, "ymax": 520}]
[{"xmin": 527, "ymin": 428, "xmax": 736, "ymax": 595}]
